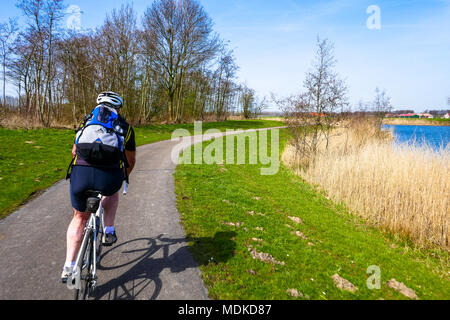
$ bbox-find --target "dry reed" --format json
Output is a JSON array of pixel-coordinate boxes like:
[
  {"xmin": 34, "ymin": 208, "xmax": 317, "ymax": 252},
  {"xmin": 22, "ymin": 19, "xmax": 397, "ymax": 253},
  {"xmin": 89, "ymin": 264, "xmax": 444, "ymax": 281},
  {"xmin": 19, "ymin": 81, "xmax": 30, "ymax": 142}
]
[
  {"xmin": 0, "ymin": 109, "xmax": 74, "ymax": 129},
  {"xmin": 282, "ymin": 118, "xmax": 449, "ymax": 249}
]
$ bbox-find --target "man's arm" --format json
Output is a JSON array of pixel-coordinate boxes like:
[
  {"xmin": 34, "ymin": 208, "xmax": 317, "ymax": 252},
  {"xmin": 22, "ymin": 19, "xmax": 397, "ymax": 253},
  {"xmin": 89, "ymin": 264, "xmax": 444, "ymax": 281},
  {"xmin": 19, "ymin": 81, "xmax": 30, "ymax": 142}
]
[
  {"xmin": 125, "ymin": 150, "xmax": 136, "ymax": 177},
  {"xmin": 123, "ymin": 125, "xmax": 136, "ymax": 178},
  {"xmin": 72, "ymin": 144, "xmax": 77, "ymax": 158}
]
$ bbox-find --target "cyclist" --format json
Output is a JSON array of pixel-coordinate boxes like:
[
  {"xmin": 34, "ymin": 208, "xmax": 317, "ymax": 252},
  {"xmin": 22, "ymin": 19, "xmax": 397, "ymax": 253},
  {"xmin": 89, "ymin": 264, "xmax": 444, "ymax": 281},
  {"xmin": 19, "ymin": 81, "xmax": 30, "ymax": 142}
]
[{"xmin": 61, "ymin": 92, "xmax": 136, "ymax": 283}]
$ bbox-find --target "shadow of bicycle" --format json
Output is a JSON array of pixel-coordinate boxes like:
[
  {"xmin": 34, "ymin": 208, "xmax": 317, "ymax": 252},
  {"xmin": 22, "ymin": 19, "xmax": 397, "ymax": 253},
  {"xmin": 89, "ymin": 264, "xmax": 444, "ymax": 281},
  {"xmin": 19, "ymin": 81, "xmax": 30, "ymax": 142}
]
[{"xmin": 92, "ymin": 231, "xmax": 236, "ymax": 300}]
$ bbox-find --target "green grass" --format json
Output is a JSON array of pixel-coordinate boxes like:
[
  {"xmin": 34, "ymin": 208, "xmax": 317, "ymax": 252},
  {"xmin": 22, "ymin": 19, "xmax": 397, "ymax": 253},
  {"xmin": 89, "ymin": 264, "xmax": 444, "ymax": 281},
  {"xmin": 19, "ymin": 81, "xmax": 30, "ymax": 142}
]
[
  {"xmin": 174, "ymin": 129, "xmax": 450, "ymax": 300},
  {"xmin": 424, "ymin": 118, "xmax": 450, "ymax": 123},
  {"xmin": 0, "ymin": 120, "xmax": 284, "ymax": 219},
  {"xmin": 0, "ymin": 128, "xmax": 74, "ymax": 219}
]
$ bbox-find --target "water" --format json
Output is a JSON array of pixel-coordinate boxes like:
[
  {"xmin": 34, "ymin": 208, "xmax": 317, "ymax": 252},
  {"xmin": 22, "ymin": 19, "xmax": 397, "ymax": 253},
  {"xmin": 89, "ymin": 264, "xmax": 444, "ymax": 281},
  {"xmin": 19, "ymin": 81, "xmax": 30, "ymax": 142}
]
[{"xmin": 383, "ymin": 125, "xmax": 450, "ymax": 150}]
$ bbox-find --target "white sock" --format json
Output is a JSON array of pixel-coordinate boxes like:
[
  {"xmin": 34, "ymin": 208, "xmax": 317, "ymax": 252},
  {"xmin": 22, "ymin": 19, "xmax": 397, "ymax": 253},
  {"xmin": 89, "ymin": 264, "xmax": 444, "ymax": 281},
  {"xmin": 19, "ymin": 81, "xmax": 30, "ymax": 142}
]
[
  {"xmin": 104, "ymin": 226, "xmax": 115, "ymax": 234},
  {"xmin": 64, "ymin": 261, "xmax": 75, "ymax": 269}
]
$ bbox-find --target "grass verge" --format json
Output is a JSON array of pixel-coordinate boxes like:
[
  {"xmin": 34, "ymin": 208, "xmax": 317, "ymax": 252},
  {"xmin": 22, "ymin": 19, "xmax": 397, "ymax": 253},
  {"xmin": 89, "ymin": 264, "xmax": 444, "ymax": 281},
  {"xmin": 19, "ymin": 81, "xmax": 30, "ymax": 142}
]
[
  {"xmin": 0, "ymin": 119, "xmax": 283, "ymax": 219},
  {"xmin": 174, "ymin": 129, "xmax": 449, "ymax": 300}
]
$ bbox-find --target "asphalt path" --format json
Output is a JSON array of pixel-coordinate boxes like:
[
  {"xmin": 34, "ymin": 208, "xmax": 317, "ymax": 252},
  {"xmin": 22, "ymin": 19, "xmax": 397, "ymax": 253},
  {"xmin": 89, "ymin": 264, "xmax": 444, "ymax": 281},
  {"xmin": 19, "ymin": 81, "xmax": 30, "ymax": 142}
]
[{"xmin": 0, "ymin": 127, "xmax": 283, "ymax": 300}]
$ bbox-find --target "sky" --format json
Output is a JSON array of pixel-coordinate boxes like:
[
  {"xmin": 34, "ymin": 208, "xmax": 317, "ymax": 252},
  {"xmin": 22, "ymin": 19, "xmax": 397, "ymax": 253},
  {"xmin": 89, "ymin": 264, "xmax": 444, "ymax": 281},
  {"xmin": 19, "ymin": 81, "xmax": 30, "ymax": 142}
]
[{"xmin": 1, "ymin": 0, "xmax": 449, "ymax": 112}]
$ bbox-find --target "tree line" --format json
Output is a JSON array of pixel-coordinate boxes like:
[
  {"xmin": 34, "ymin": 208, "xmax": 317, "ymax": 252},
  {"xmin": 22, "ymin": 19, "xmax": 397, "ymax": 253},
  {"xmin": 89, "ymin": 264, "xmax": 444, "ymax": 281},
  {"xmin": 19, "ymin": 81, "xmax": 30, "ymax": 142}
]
[{"xmin": 0, "ymin": 0, "xmax": 261, "ymax": 127}]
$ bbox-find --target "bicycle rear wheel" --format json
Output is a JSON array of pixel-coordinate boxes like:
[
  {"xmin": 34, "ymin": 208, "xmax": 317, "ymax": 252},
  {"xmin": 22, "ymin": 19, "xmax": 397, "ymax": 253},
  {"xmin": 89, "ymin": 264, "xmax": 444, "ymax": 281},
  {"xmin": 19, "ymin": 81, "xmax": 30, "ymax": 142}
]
[{"xmin": 74, "ymin": 231, "xmax": 94, "ymax": 300}]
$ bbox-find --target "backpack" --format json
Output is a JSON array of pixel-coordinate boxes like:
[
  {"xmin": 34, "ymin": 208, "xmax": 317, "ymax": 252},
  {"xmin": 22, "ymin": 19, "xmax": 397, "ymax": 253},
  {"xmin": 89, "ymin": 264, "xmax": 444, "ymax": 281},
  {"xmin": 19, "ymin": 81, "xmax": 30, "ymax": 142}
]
[{"xmin": 75, "ymin": 104, "xmax": 126, "ymax": 165}]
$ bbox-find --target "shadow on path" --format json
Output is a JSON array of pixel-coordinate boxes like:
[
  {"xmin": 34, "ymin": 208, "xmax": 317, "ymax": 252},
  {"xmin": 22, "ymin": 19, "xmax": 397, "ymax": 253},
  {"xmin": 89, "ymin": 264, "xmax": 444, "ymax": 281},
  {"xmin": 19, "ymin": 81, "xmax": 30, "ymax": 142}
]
[{"xmin": 92, "ymin": 231, "xmax": 236, "ymax": 300}]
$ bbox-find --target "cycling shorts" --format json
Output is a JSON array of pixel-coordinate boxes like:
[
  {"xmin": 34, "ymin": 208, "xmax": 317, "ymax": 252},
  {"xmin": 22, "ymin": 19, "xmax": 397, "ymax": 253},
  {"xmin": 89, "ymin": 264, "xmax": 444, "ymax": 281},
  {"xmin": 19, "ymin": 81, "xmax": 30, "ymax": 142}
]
[{"xmin": 70, "ymin": 165, "xmax": 124, "ymax": 212}]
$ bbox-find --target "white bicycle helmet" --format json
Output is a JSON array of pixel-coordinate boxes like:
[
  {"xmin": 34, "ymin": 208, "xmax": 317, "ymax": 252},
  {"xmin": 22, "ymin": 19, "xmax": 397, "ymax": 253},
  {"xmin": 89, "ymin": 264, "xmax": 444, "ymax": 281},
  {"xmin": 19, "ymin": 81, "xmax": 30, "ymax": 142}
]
[{"xmin": 97, "ymin": 91, "xmax": 123, "ymax": 109}]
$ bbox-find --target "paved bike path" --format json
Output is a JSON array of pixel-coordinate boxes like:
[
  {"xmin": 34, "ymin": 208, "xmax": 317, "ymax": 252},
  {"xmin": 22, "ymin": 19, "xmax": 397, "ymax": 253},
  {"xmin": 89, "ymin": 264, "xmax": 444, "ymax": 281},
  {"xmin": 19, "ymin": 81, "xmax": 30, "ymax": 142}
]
[{"xmin": 0, "ymin": 127, "xmax": 283, "ymax": 300}]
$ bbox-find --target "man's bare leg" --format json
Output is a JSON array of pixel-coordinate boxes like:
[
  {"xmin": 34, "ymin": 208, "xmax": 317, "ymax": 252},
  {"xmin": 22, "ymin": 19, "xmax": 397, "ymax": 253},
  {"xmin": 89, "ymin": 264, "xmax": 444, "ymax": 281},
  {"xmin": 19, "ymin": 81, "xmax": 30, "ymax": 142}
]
[
  {"xmin": 64, "ymin": 190, "xmax": 119, "ymax": 270},
  {"xmin": 101, "ymin": 191, "xmax": 119, "ymax": 228},
  {"xmin": 65, "ymin": 210, "xmax": 90, "ymax": 266}
]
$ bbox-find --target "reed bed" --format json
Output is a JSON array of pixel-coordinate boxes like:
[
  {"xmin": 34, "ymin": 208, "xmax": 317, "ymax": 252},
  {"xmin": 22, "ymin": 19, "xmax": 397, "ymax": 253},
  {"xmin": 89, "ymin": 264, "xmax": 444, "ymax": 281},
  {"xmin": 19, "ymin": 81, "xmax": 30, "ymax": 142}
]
[{"xmin": 282, "ymin": 119, "xmax": 449, "ymax": 249}]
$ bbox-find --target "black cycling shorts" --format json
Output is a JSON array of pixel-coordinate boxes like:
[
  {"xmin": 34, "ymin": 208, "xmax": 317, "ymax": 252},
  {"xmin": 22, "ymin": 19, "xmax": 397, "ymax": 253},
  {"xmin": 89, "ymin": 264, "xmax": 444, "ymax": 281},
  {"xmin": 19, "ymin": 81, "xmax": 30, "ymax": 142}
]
[{"xmin": 70, "ymin": 165, "xmax": 124, "ymax": 212}]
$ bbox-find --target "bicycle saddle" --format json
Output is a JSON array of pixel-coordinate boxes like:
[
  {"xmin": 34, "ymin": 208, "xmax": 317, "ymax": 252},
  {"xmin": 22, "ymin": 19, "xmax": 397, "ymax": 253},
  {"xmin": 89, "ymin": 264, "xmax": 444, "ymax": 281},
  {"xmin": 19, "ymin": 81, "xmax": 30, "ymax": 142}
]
[{"xmin": 85, "ymin": 190, "xmax": 102, "ymax": 198}]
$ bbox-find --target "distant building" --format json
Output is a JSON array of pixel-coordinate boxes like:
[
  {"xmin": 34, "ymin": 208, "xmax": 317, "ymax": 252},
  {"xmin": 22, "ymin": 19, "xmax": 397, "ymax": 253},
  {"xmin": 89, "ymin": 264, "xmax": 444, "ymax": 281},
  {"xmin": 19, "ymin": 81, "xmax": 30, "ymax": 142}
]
[
  {"xmin": 418, "ymin": 113, "xmax": 433, "ymax": 119},
  {"xmin": 444, "ymin": 113, "xmax": 450, "ymax": 119},
  {"xmin": 398, "ymin": 113, "xmax": 419, "ymax": 118}
]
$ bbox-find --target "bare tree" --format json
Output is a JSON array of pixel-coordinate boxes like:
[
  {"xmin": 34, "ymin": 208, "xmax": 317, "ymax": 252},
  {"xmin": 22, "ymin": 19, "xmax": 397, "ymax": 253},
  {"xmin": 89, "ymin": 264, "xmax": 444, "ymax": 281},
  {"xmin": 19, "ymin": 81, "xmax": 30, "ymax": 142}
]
[
  {"xmin": 241, "ymin": 85, "xmax": 255, "ymax": 119},
  {"xmin": 96, "ymin": 5, "xmax": 139, "ymax": 119},
  {"xmin": 58, "ymin": 31, "xmax": 95, "ymax": 124},
  {"xmin": 213, "ymin": 47, "xmax": 238, "ymax": 120},
  {"xmin": 143, "ymin": 0, "xmax": 219, "ymax": 122},
  {"xmin": 372, "ymin": 87, "xmax": 392, "ymax": 127},
  {"xmin": 42, "ymin": 0, "xmax": 66, "ymax": 126},
  {"xmin": 279, "ymin": 37, "xmax": 348, "ymax": 165},
  {"xmin": 14, "ymin": 0, "xmax": 66, "ymax": 126},
  {"xmin": 0, "ymin": 18, "xmax": 18, "ymax": 108},
  {"xmin": 254, "ymin": 96, "xmax": 268, "ymax": 118}
]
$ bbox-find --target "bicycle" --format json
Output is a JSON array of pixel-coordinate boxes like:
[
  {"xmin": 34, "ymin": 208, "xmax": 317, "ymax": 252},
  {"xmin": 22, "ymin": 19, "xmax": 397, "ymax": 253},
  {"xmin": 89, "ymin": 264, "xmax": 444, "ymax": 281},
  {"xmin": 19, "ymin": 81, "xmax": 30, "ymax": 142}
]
[
  {"xmin": 66, "ymin": 189, "xmax": 104, "ymax": 300},
  {"xmin": 67, "ymin": 184, "xmax": 128, "ymax": 300}
]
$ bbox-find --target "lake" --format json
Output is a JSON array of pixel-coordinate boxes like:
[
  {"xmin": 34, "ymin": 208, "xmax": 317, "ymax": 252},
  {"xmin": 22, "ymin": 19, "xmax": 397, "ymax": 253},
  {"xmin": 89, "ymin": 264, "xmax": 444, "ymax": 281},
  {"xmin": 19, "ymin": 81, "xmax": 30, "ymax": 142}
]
[{"xmin": 383, "ymin": 125, "xmax": 450, "ymax": 150}]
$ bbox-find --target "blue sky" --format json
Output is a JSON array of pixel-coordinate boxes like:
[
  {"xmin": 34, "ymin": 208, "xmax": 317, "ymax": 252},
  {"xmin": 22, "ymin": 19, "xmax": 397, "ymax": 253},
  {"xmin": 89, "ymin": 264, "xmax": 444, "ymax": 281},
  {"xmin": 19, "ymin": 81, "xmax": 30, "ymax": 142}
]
[{"xmin": 1, "ymin": 0, "xmax": 449, "ymax": 112}]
